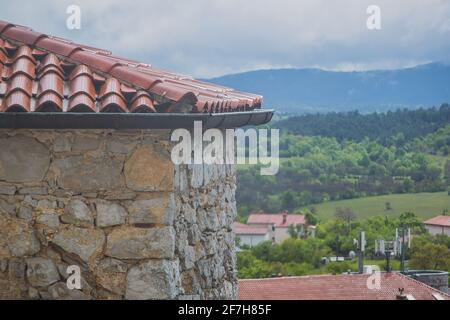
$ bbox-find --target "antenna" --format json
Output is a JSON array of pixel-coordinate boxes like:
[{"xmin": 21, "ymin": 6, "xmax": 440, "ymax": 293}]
[{"xmin": 357, "ymin": 231, "xmax": 366, "ymax": 274}]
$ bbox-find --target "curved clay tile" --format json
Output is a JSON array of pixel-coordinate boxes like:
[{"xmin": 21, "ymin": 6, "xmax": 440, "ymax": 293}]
[
  {"xmin": 150, "ymin": 82, "xmax": 198, "ymax": 104},
  {"xmin": 100, "ymin": 94, "xmax": 128, "ymax": 113},
  {"xmin": 93, "ymin": 73, "xmax": 106, "ymax": 83},
  {"xmin": 109, "ymin": 66, "xmax": 162, "ymax": 90},
  {"xmin": 68, "ymin": 93, "xmax": 96, "ymax": 113},
  {"xmin": 1, "ymin": 90, "xmax": 31, "ymax": 112},
  {"xmin": 1, "ymin": 26, "xmax": 45, "ymax": 45},
  {"xmin": 130, "ymin": 90, "xmax": 156, "ymax": 113},
  {"xmin": 38, "ymin": 64, "xmax": 64, "ymax": 79},
  {"xmin": 38, "ymin": 53, "xmax": 63, "ymax": 73},
  {"xmin": 98, "ymin": 78, "xmax": 127, "ymax": 113},
  {"xmin": 36, "ymin": 71, "xmax": 64, "ymax": 112},
  {"xmin": 69, "ymin": 64, "xmax": 93, "ymax": 80},
  {"xmin": 98, "ymin": 78, "xmax": 122, "ymax": 97},
  {"xmin": 8, "ymin": 56, "xmax": 36, "ymax": 79},
  {"xmin": 70, "ymin": 50, "xmax": 123, "ymax": 73},
  {"xmin": 10, "ymin": 45, "xmax": 36, "ymax": 64},
  {"xmin": 2, "ymin": 40, "xmax": 18, "ymax": 56},
  {"xmin": 35, "ymin": 37, "xmax": 82, "ymax": 57},
  {"xmin": 0, "ymin": 21, "xmax": 14, "ymax": 34},
  {"xmin": 7, "ymin": 74, "xmax": 33, "ymax": 95},
  {"xmin": 68, "ymin": 66, "xmax": 96, "ymax": 101},
  {"xmin": 36, "ymin": 92, "xmax": 63, "ymax": 112},
  {"xmin": 120, "ymin": 83, "xmax": 137, "ymax": 95},
  {"xmin": 0, "ymin": 39, "xmax": 7, "ymax": 60},
  {"xmin": 195, "ymin": 97, "xmax": 211, "ymax": 113}
]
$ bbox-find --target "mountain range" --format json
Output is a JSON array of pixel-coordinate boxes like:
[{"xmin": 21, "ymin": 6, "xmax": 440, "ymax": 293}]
[{"xmin": 206, "ymin": 62, "xmax": 450, "ymax": 114}]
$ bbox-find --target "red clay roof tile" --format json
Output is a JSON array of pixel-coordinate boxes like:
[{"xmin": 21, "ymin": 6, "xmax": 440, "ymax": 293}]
[
  {"xmin": 130, "ymin": 90, "xmax": 156, "ymax": 113},
  {"xmin": 68, "ymin": 93, "xmax": 96, "ymax": 113},
  {"xmin": 247, "ymin": 212, "xmax": 306, "ymax": 227},
  {"xmin": 238, "ymin": 273, "xmax": 450, "ymax": 300},
  {"xmin": 424, "ymin": 215, "xmax": 450, "ymax": 227},
  {"xmin": 0, "ymin": 20, "xmax": 263, "ymax": 115}
]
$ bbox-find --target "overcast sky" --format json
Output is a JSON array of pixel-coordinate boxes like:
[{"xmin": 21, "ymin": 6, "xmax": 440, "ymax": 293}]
[{"xmin": 1, "ymin": 0, "xmax": 450, "ymax": 78}]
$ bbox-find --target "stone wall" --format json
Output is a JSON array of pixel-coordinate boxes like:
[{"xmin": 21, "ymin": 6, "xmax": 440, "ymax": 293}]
[{"xmin": 0, "ymin": 129, "xmax": 237, "ymax": 300}]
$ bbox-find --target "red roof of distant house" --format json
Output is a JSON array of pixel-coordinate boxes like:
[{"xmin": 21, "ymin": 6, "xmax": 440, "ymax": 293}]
[
  {"xmin": 233, "ymin": 222, "xmax": 268, "ymax": 235},
  {"xmin": 247, "ymin": 212, "xmax": 305, "ymax": 227},
  {"xmin": 0, "ymin": 20, "xmax": 262, "ymax": 114},
  {"xmin": 424, "ymin": 215, "xmax": 450, "ymax": 228},
  {"xmin": 238, "ymin": 273, "xmax": 450, "ymax": 300}
]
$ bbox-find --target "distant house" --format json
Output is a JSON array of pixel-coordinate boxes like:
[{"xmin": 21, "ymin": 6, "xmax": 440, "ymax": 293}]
[
  {"xmin": 423, "ymin": 215, "xmax": 450, "ymax": 236},
  {"xmin": 247, "ymin": 211, "xmax": 309, "ymax": 243},
  {"xmin": 234, "ymin": 211, "xmax": 315, "ymax": 247},
  {"xmin": 238, "ymin": 273, "xmax": 450, "ymax": 300},
  {"xmin": 233, "ymin": 222, "xmax": 270, "ymax": 247}
]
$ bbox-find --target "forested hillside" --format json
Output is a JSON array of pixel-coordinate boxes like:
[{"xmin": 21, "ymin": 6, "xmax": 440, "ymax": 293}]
[
  {"xmin": 237, "ymin": 106, "xmax": 450, "ymax": 218},
  {"xmin": 208, "ymin": 63, "xmax": 450, "ymax": 113},
  {"xmin": 275, "ymin": 104, "xmax": 450, "ymax": 145}
]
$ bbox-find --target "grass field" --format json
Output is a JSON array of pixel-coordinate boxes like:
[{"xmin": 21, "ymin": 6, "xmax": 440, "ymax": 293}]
[{"xmin": 302, "ymin": 192, "xmax": 450, "ymax": 221}]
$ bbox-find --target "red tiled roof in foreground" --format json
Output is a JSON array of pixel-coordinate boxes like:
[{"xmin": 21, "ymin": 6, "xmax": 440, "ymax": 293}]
[
  {"xmin": 0, "ymin": 20, "xmax": 262, "ymax": 114},
  {"xmin": 247, "ymin": 212, "xmax": 305, "ymax": 227},
  {"xmin": 238, "ymin": 273, "xmax": 450, "ymax": 300},
  {"xmin": 424, "ymin": 215, "xmax": 450, "ymax": 228},
  {"xmin": 233, "ymin": 222, "xmax": 268, "ymax": 235}
]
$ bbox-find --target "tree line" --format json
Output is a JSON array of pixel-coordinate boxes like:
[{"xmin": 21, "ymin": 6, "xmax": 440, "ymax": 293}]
[
  {"xmin": 237, "ymin": 106, "xmax": 450, "ymax": 216},
  {"xmin": 274, "ymin": 104, "xmax": 450, "ymax": 146}
]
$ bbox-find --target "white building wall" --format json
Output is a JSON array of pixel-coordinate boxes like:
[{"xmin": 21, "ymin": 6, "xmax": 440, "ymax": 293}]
[
  {"xmin": 274, "ymin": 227, "xmax": 291, "ymax": 243},
  {"xmin": 238, "ymin": 234, "xmax": 269, "ymax": 247},
  {"xmin": 425, "ymin": 225, "xmax": 450, "ymax": 236}
]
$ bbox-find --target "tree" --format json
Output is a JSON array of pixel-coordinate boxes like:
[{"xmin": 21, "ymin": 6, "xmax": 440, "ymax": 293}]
[
  {"xmin": 385, "ymin": 202, "xmax": 392, "ymax": 211},
  {"xmin": 410, "ymin": 236, "xmax": 450, "ymax": 270},
  {"xmin": 399, "ymin": 212, "xmax": 426, "ymax": 233},
  {"xmin": 335, "ymin": 207, "xmax": 356, "ymax": 225},
  {"xmin": 288, "ymin": 224, "xmax": 305, "ymax": 239},
  {"xmin": 305, "ymin": 212, "xmax": 318, "ymax": 226}
]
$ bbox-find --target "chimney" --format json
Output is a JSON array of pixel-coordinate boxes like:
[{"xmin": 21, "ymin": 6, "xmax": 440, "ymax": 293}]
[
  {"xmin": 396, "ymin": 288, "xmax": 408, "ymax": 300},
  {"xmin": 282, "ymin": 211, "xmax": 288, "ymax": 224}
]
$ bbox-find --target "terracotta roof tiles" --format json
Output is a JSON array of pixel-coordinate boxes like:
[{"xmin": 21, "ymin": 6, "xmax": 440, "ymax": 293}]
[
  {"xmin": 0, "ymin": 20, "xmax": 263, "ymax": 115},
  {"xmin": 238, "ymin": 273, "xmax": 450, "ymax": 300},
  {"xmin": 233, "ymin": 222, "xmax": 268, "ymax": 235},
  {"xmin": 247, "ymin": 212, "xmax": 306, "ymax": 227},
  {"xmin": 424, "ymin": 215, "xmax": 450, "ymax": 227}
]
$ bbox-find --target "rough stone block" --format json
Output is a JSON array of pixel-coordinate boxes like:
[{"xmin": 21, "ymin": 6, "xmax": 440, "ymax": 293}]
[
  {"xmin": 0, "ymin": 136, "xmax": 50, "ymax": 183},
  {"xmin": 0, "ymin": 183, "xmax": 16, "ymax": 195},
  {"xmin": 105, "ymin": 226, "xmax": 175, "ymax": 260},
  {"xmin": 125, "ymin": 259, "xmax": 180, "ymax": 300},
  {"xmin": 124, "ymin": 145, "xmax": 173, "ymax": 191},
  {"xmin": 96, "ymin": 200, "xmax": 127, "ymax": 227},
  {"xmin": 0, "ymin": 216, "xmax": 40, "ymax": 258},
  {"xmin": 36, "ymin": 213, "xmax": 60, "ymax": 229},
  {"xmin": 72, "ymin": 136, "xmax": 100, "ymax": 152},
  {"xmin": 128, "ymin": 195, "xmax": 174, "ymax": 226},
  {"xmin": 94, "ymin": 258, "xmax": 128, "ymax": 295},
  {"xmin": 61, "ymin": 199, "xmax": 93, "ymax": 227},
  {"xmin": 18, "ymin": 187, "xmax": 48, "ymax": 195},
  {"xmin": 52, "ymin": 226, "xmax": 105, "ymax": 264},
  {"xmin": 26, "ymin": 257, "xmax": 60, "ymax": 287},
  {"xmin": 51, "ymin": 155, "xmax": 124, "ymax": 191},
  {"xmin": 48, "ymin": 282, "xmax": 91, "ymax": 300}
]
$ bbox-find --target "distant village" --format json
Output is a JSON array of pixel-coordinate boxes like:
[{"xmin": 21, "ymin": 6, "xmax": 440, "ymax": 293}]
[{"xmin": 235, "ymin": 212, "xmax": 450, "ymax": 300}]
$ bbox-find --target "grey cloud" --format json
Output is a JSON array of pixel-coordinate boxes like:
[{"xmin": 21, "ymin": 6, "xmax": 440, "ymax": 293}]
[{"xmin": 0, "ymin": 0, "xmax": 449, "ymax": 77}]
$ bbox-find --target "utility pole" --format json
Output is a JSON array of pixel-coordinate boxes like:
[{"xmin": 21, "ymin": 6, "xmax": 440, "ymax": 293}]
[
  {"xmin": 385, "ymin": 247, "xmax": 392, "ymax": 272},
  {"xmin": 399, "ymin": 226, "xmax": 410, "ymax": 273},
  {"xmin": 358, "ymin": 231, "xmax": 366, "ymax": 274},
  {"xmin": 335, "ymin": 235, "xmax": 340, "ymax": 261}
]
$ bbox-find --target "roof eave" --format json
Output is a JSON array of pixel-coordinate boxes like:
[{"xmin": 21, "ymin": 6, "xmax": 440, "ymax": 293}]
[{"xmin": 0, "ymin": 109, "xmax": 274, "ymax": 129}]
